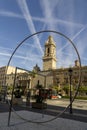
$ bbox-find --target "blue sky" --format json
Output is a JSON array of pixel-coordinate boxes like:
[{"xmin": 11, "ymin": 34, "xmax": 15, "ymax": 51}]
[{"xmin": 0, "ymin": 0, "xmax": 87, "ymax": 70}]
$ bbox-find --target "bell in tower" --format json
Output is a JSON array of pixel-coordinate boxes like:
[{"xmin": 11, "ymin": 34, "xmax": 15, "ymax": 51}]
[{"xmin": 42, "ymin": 35, "xmax": 57, "ymax": 71}]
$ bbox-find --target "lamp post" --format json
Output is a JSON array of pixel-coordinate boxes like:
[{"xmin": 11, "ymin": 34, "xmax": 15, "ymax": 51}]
[
  {"xmin": 56, "ymin": 78, "xmax": 59, "ymax": 93},
  {"xmin": 68, "ymin": 67, "xmax": 73, "ymax": 114}
]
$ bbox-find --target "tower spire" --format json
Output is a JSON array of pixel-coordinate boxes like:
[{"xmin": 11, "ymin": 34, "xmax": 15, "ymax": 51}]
[
  {"xmin": 43, "ymin": 36, "xmax": 57, "ymax": 71},
  {"xmin": 45, "ymin": 35, "xmax": 56, "ymax": 46}
]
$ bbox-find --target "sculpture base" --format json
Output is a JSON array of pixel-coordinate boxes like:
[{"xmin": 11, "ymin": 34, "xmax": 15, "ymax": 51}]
[
  {"xmin": 32, "ymin": 102, "xmax": 47, "ymax": 109},
  {"xmin": 13, "ymin": 98, "xmax": 22, "ymax": 105}
]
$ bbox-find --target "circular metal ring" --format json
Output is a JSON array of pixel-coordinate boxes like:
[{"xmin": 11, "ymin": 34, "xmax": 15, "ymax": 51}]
[{"xmin": 6, "ymin": 30, "xmax": 81, "ymax": 124}]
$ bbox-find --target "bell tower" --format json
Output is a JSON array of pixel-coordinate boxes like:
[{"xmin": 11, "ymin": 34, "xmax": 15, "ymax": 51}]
[{"xmin": 43, "ymin": 35, "xmax": 57, "ymax": 71}]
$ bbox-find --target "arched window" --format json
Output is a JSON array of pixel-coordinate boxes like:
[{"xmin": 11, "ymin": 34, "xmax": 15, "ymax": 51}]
[{"xmin": 47, "ymin": 47, "xmax": 50, "ymax": 56}]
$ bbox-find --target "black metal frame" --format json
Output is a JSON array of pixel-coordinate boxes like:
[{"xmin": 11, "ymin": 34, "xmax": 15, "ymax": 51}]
[
  {"xmin": 8, "ymin": 67, "xmax": 17, "ymax": 126},
  {"xmin": 68, "ymin": 67, "xmax": 73, "ymax": 114}
]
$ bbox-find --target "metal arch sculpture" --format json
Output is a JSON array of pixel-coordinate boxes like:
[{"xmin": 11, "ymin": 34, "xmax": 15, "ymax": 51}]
[{"xmin": 6, "ymin": 30, "xmax": 81, "ymax": 125}]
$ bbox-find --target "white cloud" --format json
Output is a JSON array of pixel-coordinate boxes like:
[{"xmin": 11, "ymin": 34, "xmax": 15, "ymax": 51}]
[
  {"xmin": 57, "ymin": 25, "xmax": 87, "ymax": 66},
  {"xmin": 0, "ymin": 52, "xmax": 10, "ymax": 57},
  {"xmin": 0, "ymin": 9, "xmax": 83, "ymax": 28},
  {"xmin": 17, "ymin": 0, "xmax": 43, "ymax": 55},
  {"xmin": 0, "ymin": 10, "xmax": 23, "ymax": 19},
  {"xmin": 0, "ymin": 0, "xmax": 87, "ymax": 68},
  {"xmin": 40, "ymin": 0, "xmax": 83, "ymax": 29},
  {"xmin": 40, "ymin": 0, "xmax": 56, "ymax": 29}
]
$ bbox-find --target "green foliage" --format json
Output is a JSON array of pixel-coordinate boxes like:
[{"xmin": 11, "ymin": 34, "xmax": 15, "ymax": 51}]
[
  {"xmin": 79, "ymin": 86, "xmax": 87, "ymax": 92},
  {"xmin": 63, "ymin": 96, "xmax": 87, "ymax": 100},
  {"xmin": 14, "ymin": 89, "xmax": 22, "ymax": 98},
  {"xmin": 7, "ymin": 86, "xmax": 13, "ymax": 94},
  {"xmin": 34, "ymin": 84, "xmax": 45, "ymax": 103},
  {"xmin": 52, "ymin": 86, "xmax": 61, "ymax": 91},
  {"xmin": 63, "ymin": 85, "xmax": 69, "ymax": 95},
  {"xmin": 8, "ymin": 86, "xmax": 13, "ymax": 91},
  {"xmin": 76, "ymin": 96, "xmax": 87, "ymax": 100},
  {"xmin": 14, "ymin": 86, "xmax": 22, "ymax": 98}
]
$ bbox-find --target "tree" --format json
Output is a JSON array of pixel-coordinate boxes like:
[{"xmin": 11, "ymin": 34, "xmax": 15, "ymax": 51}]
[
  {"xmin": 7, "ymin": 86, "xmax": 13, "ymax": 95},
  {"xmin": 14, "ymin": 86, "xmax": 22, "ymax": 98},
  {"xmin": 78, "ymin": 86, "xmax": 87, "ymax": 95},
  {"xmin": 63, "ymin": 85, "xmax": 69, "ymax": 95}
]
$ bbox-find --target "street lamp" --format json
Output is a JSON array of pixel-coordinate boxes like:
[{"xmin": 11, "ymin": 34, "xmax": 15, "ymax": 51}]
[
  {"xmin": 56, "ymin": 78, "xmax": 60, "ymax": 93},
  {"xmin": 68, "ymin": 67, "xmax": 73, "ymax": 114}
]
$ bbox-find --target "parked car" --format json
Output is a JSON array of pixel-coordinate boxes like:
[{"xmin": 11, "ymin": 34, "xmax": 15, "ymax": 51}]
[{"xmin": 57, "ymin": 94, "xmax": 62, "ymax": 99}]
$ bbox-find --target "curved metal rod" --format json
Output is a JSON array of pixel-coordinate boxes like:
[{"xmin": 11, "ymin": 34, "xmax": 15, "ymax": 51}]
[{"xmin": 6, "ymin": 30, "xmax": 81, "ymax": 124}]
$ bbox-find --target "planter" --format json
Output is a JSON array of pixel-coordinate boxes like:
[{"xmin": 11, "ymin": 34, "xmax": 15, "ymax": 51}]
[{"xmin": 32, "ymin": 102, "xmax": 47, "ymax": 109}]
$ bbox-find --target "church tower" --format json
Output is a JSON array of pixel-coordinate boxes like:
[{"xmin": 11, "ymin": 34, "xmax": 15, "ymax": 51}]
[{"xmin": 43, "ymin": 36, "xmax": 57, "ymax": 71}]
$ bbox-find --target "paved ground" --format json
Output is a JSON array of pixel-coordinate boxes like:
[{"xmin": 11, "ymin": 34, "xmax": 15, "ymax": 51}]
[
  {"xmin": 0, "ymin": 110, "xmax": 87, "ymax": 130},
  {"xmin": 0, "ymin": 98, "xmax": 87, "ymax": 129},
  {"xmin": 47, "ymin": 99, "xmax": 87, "ymax": 110},
  {"xmin": 0, "ymin": 101, "xmax": 87, "ymax": 123}
]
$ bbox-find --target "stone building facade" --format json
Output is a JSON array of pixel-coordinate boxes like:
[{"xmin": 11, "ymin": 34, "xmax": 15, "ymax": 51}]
[
  {"xmin": 0, "ymin": 66, "xmax": 15, "ymax": 87},
  {"xmin": 30, "ymin": 36, "xmax": 87, "ymax": 96},
  {"xmin": 0, "ymin": 36, "xmax": 87, "ymax": 96}
]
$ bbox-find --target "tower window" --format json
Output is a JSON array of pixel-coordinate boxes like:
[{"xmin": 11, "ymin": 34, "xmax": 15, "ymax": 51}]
[{"xmin": 47, "ymin": 47, "xmax": 50, "ymax": 56}]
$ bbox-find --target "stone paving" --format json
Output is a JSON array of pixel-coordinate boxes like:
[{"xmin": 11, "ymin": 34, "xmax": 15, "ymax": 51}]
[{"xmin": 0, "ymin": 110, "xmax": 87, "ymax": 130}]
